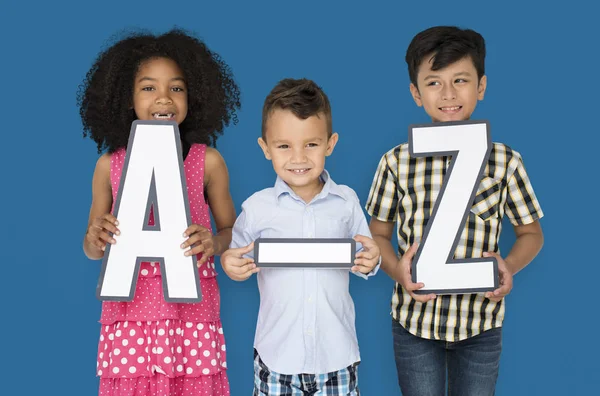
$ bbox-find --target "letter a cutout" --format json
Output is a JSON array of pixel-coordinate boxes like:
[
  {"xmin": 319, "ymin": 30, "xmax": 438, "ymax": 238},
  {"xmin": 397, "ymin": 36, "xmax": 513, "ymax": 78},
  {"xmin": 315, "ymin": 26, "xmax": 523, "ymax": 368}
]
[{"xmin": 96, "ymin": 120, "xmax": 202, "ymax": 303}]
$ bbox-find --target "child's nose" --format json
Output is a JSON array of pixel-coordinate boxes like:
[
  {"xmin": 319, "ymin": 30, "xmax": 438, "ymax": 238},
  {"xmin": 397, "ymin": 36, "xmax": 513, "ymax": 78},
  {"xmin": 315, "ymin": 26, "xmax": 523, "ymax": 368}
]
[
  {"xmin": 155, "ymin": 89, "xmax": 173, "ymax": 104},
  {"xmin": 290, "ymin": 148, "xmax": 307, "ymax": 163},
  {"xmin": 155, "ymin": 95, "xmax": 173, "ymax": 105},
  {"xmin": 441, "ymin": 85, "xmax": 457, "ymax": 100}
]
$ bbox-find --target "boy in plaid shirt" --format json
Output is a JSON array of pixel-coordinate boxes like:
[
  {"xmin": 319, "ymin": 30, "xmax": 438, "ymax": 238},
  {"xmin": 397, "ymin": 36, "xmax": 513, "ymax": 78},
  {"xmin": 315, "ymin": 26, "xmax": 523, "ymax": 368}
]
[{"xmin": 366, "ymin": 26, "xmax": 544, "ymax": 396}]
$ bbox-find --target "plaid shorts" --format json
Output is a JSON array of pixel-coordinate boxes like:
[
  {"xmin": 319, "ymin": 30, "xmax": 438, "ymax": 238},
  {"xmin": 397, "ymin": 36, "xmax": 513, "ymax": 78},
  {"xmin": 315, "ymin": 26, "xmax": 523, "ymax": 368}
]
[{"xmin": 253, "ymin": 349, "xmax": 360, "ymax": 395}]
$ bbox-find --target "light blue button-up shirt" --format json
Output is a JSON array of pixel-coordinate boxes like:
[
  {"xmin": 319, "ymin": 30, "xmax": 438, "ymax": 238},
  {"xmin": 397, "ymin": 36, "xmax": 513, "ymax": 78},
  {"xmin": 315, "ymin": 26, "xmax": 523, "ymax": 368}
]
[{"xmin": 230, "ymin": 170, "xmax": 379, "ymax": 375}]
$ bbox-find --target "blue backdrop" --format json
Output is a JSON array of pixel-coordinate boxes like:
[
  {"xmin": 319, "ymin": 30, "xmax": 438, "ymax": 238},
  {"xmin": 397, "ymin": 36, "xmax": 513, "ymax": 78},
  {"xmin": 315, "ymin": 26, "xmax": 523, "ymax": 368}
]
[{"xmin": 2, "ymin": 0, "xmax": 597, "ymax": 394}]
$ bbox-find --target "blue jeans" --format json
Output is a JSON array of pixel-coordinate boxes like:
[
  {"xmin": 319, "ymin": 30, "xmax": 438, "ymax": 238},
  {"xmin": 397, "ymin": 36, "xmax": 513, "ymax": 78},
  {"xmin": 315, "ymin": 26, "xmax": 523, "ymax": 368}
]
[{"xmin": 392, "ymin": 319, "xmax": 502, "ymax": 396}]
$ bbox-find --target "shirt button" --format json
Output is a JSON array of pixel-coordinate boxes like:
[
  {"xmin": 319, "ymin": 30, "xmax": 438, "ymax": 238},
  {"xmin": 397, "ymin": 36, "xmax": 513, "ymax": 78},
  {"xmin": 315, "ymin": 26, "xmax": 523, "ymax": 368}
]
[
  {"xmin": 308, "ymin": 296, "xmax": 313, "ymax": 303},
  {"xmin": 306, "ymin": 329, "xmax": 313, "ymax": 336},
  {"xmin": 308, "ymin": 233, "xmax": 313, "ymax": 238}
]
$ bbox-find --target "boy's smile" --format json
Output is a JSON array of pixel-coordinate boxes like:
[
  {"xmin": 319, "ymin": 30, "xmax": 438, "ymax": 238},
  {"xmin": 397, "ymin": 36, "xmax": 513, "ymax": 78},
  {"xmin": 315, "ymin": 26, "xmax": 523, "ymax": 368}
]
[
  {"xmin": 288, "ymin": 168, "xmax": 311, "ymax": 175},
  {"xmin": 258, "ymin": 109, "xmax": 338, "ymax": 203},
  {"xmin": 410, "ymin": 56, "xmax": 486, "ymax": 122}
]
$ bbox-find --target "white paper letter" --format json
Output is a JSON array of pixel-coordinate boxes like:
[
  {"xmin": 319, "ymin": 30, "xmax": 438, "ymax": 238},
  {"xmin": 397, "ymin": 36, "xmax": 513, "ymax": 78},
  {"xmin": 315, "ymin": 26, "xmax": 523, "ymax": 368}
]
[
  {"xmin": 409, "ymin": 120, "xmax": 499, "ymax": 294},
  {"xmin": 96, "ymin": 121, "xmax": 201, "ymax": 303}
]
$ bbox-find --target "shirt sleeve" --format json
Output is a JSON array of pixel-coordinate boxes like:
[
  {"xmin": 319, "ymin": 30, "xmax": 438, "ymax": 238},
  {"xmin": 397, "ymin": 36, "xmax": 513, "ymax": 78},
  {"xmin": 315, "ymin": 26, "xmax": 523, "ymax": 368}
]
[
  {"xmin": 504, "ymin": 153, "xmax": 544, "ymax": 226},
  {"xmin": 230, "ymin": 201, "xmax": 257, "ymax": 259},
  {"xmin": 365, "ymin": 150, "xmax": 400, "ymax": 223}
]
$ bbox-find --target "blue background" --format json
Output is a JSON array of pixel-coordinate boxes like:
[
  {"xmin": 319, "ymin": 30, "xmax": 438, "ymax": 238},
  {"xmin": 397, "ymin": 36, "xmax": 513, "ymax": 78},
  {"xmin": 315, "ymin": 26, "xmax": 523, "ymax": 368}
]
[{"xmin": 2, "ymin": 0, "xmax": 598, "ymax": 394}]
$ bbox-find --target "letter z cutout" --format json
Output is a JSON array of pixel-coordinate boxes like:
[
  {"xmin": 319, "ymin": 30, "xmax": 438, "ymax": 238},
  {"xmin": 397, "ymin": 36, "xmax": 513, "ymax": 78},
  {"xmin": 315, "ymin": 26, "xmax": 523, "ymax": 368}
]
[{"xmin": 409, "ymin": 120, "xmax": 499, "ymax": 295}]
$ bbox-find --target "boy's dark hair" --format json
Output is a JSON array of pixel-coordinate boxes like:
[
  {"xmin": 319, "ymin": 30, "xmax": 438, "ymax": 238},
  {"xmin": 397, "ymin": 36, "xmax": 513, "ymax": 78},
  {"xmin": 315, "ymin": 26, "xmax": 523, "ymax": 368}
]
[
  {"xmin": 77, "ymin": 28, "xmax": 241, "ymax": 153},
  {"xmin": 261, "ymin": 78, "xmax": 332, "ymax": 140},
  {"xmin": 405, "ymin": 26, "xmax": 486, "ymax": 88}
]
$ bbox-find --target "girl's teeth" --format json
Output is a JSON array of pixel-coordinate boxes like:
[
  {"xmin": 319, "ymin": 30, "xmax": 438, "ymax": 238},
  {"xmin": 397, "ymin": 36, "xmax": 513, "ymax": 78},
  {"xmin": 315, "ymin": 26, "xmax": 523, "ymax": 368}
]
[{"xmin": 153, "ymin": 113, "xmax": 174, "ymax": 119}]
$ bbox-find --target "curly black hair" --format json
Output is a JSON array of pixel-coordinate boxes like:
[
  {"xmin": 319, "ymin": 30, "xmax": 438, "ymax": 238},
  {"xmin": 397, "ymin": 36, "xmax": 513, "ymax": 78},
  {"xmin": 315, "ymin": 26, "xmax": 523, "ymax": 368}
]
[{"xmin": 77, "ymin": 27, "xmax": 241, "ymax": 153}]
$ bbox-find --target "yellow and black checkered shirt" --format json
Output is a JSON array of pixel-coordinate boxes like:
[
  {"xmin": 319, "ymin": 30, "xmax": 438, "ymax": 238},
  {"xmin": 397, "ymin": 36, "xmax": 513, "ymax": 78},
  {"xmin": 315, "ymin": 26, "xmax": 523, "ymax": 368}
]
[{"xmin": 365, "ymin": 142, "xmax": 544, "ymax": 341}]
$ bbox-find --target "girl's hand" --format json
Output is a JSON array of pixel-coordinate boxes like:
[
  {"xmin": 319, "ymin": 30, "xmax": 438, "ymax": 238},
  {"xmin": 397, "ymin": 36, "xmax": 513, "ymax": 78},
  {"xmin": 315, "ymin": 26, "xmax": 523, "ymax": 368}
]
[
  {"xmin": 86, "ymin": 213, "xmax": 120, "ymax": 252},
  {"xmin": 181, "ymin": 224, "xmax": 216, "ymax": 267}
]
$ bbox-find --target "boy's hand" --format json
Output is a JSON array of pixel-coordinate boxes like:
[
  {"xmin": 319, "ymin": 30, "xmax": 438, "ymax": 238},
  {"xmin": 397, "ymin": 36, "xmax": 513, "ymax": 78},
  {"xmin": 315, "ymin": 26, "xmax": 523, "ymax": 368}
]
[
  {"xmin": 394, "ymin": 243, "xmax": 436, "ymax": 303},
  {"xmin": 181, "ymin": 224, "xmax": 215, "ymax": 266},
  {"xmin": 221, "ymin": 243, "xmax": 258, "ymax": 281},
  {"xmin": 352, "ymin": 235, "xmax": 381, "ymax": 274},
  {"xmin": 483, "ymin": 252, "xmax": 513, "ymax": 302},
  {"xmin": 86, "ymin": 213, "xmax": 120, "ymax": 252}
]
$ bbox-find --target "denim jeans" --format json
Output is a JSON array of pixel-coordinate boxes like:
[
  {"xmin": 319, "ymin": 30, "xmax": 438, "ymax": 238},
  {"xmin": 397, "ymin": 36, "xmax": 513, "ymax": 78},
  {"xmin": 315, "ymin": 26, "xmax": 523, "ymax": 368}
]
[{"xmin": 392, "ymin": 319, "xmax": 502, "ymax": 396}]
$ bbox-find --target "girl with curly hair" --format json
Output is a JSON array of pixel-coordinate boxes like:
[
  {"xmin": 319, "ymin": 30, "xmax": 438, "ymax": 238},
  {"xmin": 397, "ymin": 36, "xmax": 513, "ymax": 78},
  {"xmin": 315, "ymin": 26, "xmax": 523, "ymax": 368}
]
[{"xmin": 78, "ymin": 28, "xmax": 241, "ymax": 396}]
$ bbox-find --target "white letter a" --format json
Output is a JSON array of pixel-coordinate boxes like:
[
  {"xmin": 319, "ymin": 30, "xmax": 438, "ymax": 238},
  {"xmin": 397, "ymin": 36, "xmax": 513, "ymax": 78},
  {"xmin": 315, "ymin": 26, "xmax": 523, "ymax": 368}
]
[{"xmin": 97, "ymin": 121, "xmax": 202, "ymax": 303}]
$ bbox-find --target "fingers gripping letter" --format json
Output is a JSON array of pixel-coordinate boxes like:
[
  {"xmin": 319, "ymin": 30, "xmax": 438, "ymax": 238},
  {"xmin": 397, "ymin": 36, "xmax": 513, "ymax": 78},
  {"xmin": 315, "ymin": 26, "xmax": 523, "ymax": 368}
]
[
  {"xmin": 96, "ymin": 121, "xmax": 202, "ymax": 303},
  {"xmin": 409, "ymin": 120, "xmax": 499, "ymax": 295}
]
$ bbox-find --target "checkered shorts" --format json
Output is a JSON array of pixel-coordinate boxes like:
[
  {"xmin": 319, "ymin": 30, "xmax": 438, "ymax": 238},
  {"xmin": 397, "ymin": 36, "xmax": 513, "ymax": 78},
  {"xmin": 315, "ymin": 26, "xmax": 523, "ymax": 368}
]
[{"xmin": 253, "ymin": 349, "xmax": 360, "ymax": 395}]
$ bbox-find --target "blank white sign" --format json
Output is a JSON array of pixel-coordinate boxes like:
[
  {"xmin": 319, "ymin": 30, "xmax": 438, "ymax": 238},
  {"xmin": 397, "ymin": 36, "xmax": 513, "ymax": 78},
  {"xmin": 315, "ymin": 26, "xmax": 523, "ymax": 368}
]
[{"xmin": 255, "ymin": 238, "xmax": 356, "ymax": 268}]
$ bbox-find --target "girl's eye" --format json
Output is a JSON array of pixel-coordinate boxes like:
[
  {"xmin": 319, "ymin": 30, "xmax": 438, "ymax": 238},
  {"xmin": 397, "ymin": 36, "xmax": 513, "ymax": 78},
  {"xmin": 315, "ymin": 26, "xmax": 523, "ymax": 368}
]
[
  {"xmin": 142, "ymin": 86, "xmax": 154, "ymax": 91},
  {"xmin": 172, "ymin": 87, "xmax": 185, "ymax": 92}
]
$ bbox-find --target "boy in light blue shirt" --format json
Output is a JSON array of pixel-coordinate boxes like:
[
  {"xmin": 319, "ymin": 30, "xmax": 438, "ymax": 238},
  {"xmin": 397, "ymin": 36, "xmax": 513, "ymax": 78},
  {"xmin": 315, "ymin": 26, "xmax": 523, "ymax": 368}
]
[{"xmin": 221, "ymin": 78, "xmax": 381, "ymax": 395}]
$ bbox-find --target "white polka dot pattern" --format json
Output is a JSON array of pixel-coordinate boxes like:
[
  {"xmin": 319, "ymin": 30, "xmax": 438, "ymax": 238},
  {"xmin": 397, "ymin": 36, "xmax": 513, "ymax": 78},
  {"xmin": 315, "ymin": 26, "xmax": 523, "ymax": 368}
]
[
  {"xmin": 96, "ymin": 145, "xmax": 229, "ymax": 395},
  {"xmin": 99, "ymin": 374, "xmax": 230, "ymax": 395}
]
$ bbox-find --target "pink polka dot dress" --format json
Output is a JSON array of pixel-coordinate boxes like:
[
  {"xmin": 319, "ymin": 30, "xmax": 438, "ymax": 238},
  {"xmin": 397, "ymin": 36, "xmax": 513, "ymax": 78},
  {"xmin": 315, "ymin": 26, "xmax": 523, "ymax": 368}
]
[{"xmin": 97, "ymin": 144, "xmax": 230, "ymax": 396}]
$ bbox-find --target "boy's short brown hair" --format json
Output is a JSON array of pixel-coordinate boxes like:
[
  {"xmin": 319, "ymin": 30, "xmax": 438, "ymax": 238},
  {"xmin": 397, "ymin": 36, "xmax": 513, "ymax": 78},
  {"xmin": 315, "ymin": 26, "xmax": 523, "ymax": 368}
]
[{"xmin": 261, "ymin": 78, "xmax": 332, "ymax": 140}]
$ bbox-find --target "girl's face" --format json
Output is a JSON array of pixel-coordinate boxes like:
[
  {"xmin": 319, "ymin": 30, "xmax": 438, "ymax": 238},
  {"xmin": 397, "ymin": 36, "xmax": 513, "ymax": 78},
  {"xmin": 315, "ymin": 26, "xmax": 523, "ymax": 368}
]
[{"xmin": 132, "ymin": 57, "xmax": 188, "ymax": 125}]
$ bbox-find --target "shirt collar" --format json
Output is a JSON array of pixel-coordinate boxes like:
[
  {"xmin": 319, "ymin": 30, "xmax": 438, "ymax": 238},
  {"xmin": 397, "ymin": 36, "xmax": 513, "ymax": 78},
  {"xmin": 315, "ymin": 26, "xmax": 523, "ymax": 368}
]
[{"xmin": 274, "ymin": 169, "xmax": 348, "ymax": 203}]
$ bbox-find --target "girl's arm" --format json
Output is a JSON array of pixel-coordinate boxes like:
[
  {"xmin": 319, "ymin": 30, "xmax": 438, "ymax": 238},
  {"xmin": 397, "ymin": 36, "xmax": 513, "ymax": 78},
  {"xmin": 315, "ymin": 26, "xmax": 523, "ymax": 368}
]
[
  {"xmin": 204, "ymin": 147, "xmax": 236, "ymax": 256},
  {"xmin": 83, "ymin": 154, "xmax": 118, "ymax": 260}
]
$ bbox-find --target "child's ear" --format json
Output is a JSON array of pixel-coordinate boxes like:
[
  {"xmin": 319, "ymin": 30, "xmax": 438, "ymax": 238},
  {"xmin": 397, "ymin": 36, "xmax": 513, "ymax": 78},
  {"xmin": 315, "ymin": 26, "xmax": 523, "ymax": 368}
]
[
  {"xmin": 409, "ymin": 83, "xmax": 423, "ymax": 107},
  {"xmin": 325, "ymin": 132, "xmax": 339, "ymax": 156},
  {"xmin": 477, "ymin": 75, "xmax": 487, "ymax": 100},
  {"xmin": 257, "ymin": 137, "xmax": 272, "ymax": 160}
]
